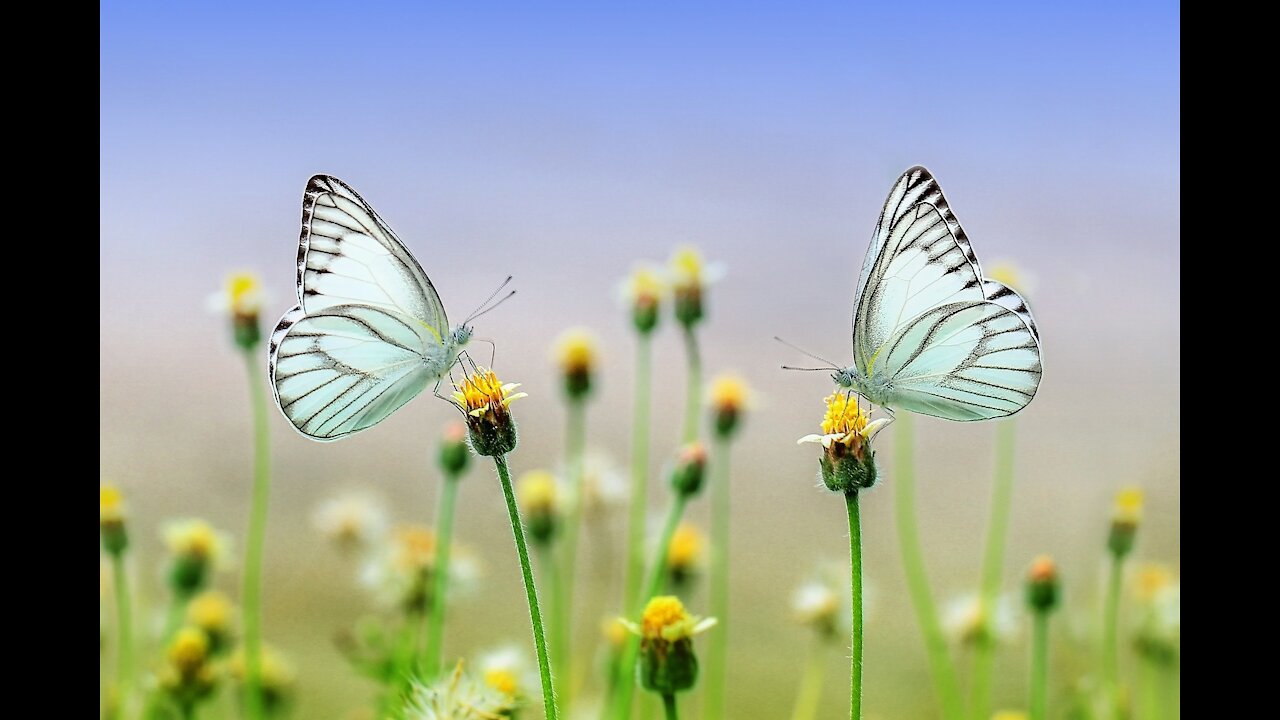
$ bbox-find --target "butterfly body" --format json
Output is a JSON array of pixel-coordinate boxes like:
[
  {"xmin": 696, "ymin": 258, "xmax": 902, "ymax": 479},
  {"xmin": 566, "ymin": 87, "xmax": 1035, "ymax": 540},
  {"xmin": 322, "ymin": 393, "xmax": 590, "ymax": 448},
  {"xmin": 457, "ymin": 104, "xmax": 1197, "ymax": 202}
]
[
  {"xmin": 836, "ymin": 167, "xmax": 1043, "ymax": 422},
  {"xmin": 268, "ymin": 175, "xmax": 475, "ymax": 441}
]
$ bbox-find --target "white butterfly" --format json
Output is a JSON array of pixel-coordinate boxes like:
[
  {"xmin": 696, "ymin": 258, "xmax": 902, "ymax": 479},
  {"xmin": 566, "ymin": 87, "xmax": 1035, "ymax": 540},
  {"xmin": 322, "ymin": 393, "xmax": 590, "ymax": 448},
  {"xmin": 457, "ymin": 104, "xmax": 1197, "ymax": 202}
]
[
  {"xmin": 827, "ymin": 166, "xmax": 1042, "ymax": 421},
  {"xmin": 268, "ymin": 175, "xmax": 487, "ymax": 441}
]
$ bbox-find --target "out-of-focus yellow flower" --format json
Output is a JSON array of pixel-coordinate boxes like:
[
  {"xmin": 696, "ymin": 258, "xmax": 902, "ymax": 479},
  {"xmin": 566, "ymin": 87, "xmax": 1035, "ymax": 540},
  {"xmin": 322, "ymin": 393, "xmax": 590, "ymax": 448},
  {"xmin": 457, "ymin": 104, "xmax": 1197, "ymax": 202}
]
[
  {"xmin": 708, "ymin": 373, "xmax": 751, "ymax": 438},
  {"xmin": 100, "ymin": 484, "xmax": 128, "ymax": 554},
  {"xmin": 451, "ymin": 367, "xmax": 526, "ymax": 457},
  {"xmin": 169, "ymin": 627, "xmax": 210, "ymax": 675},
  {"xmin": 668, "ymin": 245, "xmax": 723, "ymax": 328},
  {"xmin": 312, "ymin": 492, "xmax": 389, "ymax": 552},
  {"xmin": 163, "ymin": 519, "xmax": 231, "ymax": 595},
  {"xmin": 207, "ymin": 271, "xmax": 268, "ymax": 349},
  {"xmin": 159, "ymin": 627, "xmax": 220, "ymax": 704},
  {"xmin": 392, "ymin": 525, "xmax": 437, "ymax": 574},
  {"xmin": 478, "ymin": 646, "xmax": 529, "ymax": 700},
  {"xmin": 986, "ymin": 261, "xmax": 1035, "ymax": 298},
  {"xmin": 621, "ymin": 264, "xmax": 666, "ymax": 333},
  {"xmin": 1134, "ymin": 564, "xmax": 1175, "ymax": 603},
  {"xmin": 187, "ymin": 591, "xmax": 233, "ymax": 637},
  {"xmin": 666, "ymin": 522, "xmax": 705, "ymax": 580},
  {"xmin": 517, "ymin": 470, "xmax": 561, "ymax": 544},
  {"xmin": 603, "ymin": 616, "xmax": 630, "ymax": 650},
  {"xmin": 552, "ymin": 328, "xmax": 598, "ymax": 400},
  {"xmin": 1113, "ymin": 488, "xmax": 1143, "ymax": 527},
  {"xmin": 1025, "ymin": 555, "xmax": 1060, "ymax": 613},
  {"xmin": 944, "ymin": 592, "xmax": 1019, "ymax": 647},
  {"xmin": 231, "ymin": 643, "xmax": 296, "ymax": 712}
]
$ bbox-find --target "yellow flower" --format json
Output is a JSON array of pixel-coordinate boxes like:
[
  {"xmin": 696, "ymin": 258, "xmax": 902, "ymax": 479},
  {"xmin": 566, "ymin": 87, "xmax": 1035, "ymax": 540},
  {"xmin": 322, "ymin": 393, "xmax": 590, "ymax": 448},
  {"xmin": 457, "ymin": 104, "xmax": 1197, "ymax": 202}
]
[
  {"xmin": 553, "ymin": 328, "xmax": 598, "ymax": 376},
  {"xmin": 312, "ymin": 492, "xmax": 389, "ymax": 551},
  {"xmin": 708, "ymin": 373, "xmax": 751, "ymax": 438},
  {"xmin": 798, "ymin": 393, "xmax": 889, "ymax": 454},
  {"xmin": 666, "ymin": 522, "xmax": 705, "ymax": 574},
  {"xmin": 631, "ymin": 596, "xmax": 717, "ymax": 643},
  {"xmin": 1134, "ymin": 564, "xmax": 1176, "ymax": 603},
  {"xmin": 168, "ymin": 627, "xmax": 210, "ymax": 675},
  {"xmin": 392, "ymin": 525, "xmax": 437, "ymax": 574},
  {"xmin": 164, "ymin": 519, "xmax": 229, "ymax": 564},
  {"xmin": 187, "ymin": 591, "xmax": 233, "ymax": 635},
  {"xmin": 622, "ymin": 264, "xmax": 666, "ymax": 308},
  {"xmin": 100, "ymin": 485, "xmax": 125, "ymax": 525},
  {"xmin": 986, "ymin": 261, "xmax": 1034, "ymax": 297},
  {"xmin": 478, "ymin": 646, "xmax": 527, "ymax": 699},
  {"xmin": 668, "ymin": 245, "xmax": 723, "ymax": 327},
  {"xmin": 602, "ymin": 616, "xmax": 629, "ymax": 650},
  {"xmin": 517, "ymin": 471, "xmax": 559, "ymax": 516},
  {"xmin": 208, "ymin": 271, "xmax": 266, "ymax": 320},
  {"xmin": 451, "ymin": 367, "xmax": 527, "ymax": 456},
  {"xmin": 1113, "ymin": 487, "xmax": 1144, "ymax": 527},
  {"xmin": 230, "ymin": 643, "xmax": 296, "ymax": 696}
]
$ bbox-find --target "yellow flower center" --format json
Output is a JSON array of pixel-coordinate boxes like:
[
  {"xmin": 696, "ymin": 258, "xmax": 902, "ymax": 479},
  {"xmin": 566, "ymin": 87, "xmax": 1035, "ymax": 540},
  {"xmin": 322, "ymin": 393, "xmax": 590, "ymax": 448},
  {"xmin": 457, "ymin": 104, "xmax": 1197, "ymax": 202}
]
[
  {"xmin": 394, "ymin": 525, "xmax": 437, "ymax": 571},
  {"xmin": 603, "ymin": 617, "xmax": 629, "ymax": 649},
  {"xmin": 554, "ymin": 329, "xmax": 597, "ymax": 374},
  {"xmin": 709, "ymin": 375, "xmax": 749, "ymax": 414},
  {"xmin": 187, "ymin": 591, "xmax": 232, "ymax": 632},
  {"xmin": 640, "ymin": 595, "xmax": 705, "ymax": 642},
  {"xmin": 225, "ymin": 272, "xmax": 263, "ymax": 317},
  {"xmin": 483, "ymin": 668, "xmax": 519, "ymax": 697},
  {"xmin": 666, "ymin": 522, "xmax": 703, "ymax": 569},
  {"xmin": 169, "ymin": 520, "xmax": 220, "ymax": 559},
  {"xmin": 1114, "ymin": 487, "xmax": 1144, "ymax": 525},
  {"xmin": 169, "ymin": 628, "xmax": 210, "ymax": 673},
  {"xmin": 670, "ymin": 246, "xmax": 704, "ymax": 288},
  {"xmin": 1135, "ymin": 564, "xmax": 1175, "ymax": 602},
  {"xmin": 627, "ymin": 266, "xmax": 664, "ymax": 306},
  {"xmin": 517, "ymin": 471, "xmax": 559, "ymax": 514},
  {"xmin": 100, "ymin": 485, "xmax": 124, "ymax": 523},
  {"xmin": 821, "ymin": 392, "xmax": 869, "ymax": 441},
  {"xmin": 1028, "ymin": 555, "xmax": 1057, "ymax": 583},
  {"xmin": 452, "ymin": 367, "xmax": 524, "ymax": 418}
]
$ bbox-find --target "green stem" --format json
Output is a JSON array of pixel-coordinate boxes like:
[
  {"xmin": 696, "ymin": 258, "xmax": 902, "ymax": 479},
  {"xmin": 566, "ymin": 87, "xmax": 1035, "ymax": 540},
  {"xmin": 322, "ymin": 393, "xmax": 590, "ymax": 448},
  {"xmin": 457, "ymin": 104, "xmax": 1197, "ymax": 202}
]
[
  {"xmin": 111, "ymin": 553, "xmax": 134, "ymax": 718},
  {"xmin": 893, "ymin": 414, "xmax": 965, "ymax": 720},
  {"xmin": 846, "ymin": 490, "xmax": 865, "ymax": 720},
  {"xmin": 1030, "ymin": 611, "xmax": 1049, "ymax": 720},
  {"xmin": 969, "ymin": 420, "xmax": 1017, "ymax": 720},
  {"xmin": 680, "ymin": 326, "xmax": 702, "ymax": 444},
  {"xmin": 495, "ymin": 455, "xmax": 559, "ymax": 720},
  {"xmin": 625, "ymin": 335, "xmax": 653, "ymax": 620},
  {"xmin": 423, "ymin": 470, "xmax": 461, "ymax": 679},
  {"xmin": 1138, "ymin": 657, "xmax": 1157, "ymax": 720},
  {"xmin": 663, "ymin": 693, "xmax": 680, "ymax": 720},
  {"xmin": 162, "ymin": 590, "xmax": 192, "ymax": 643},
  {"xmin": 612, "ymin": 492, "xmax": 691, "ymax": 720},
  {"xmin": 703, "ymin": 435, "xmax": 731, "ymax": 720},
  {"xmin": 1103, "ymin": 552, "xmax": 1125, "ymax": 719},
  {"xmin": 558, "ymin": 398, "xmax": 587, "ymax": 705},
  {"xmin": 789, "ymin": 636, "xmax": 828, "ymax": 720},
  {"xmin": 240, "ymin": 348, "xmax": 272, "ymax": 720},
  {"xmin": 538, "ymin": 541, "xmax": 568, "ymax": 690}
]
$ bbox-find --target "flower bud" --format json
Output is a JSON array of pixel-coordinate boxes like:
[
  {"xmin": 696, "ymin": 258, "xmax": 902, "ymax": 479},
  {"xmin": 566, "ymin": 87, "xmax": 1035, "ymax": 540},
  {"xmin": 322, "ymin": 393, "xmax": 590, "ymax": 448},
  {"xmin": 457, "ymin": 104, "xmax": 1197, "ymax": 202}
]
[
  {"xmin": 517, "ymin": 471, "xmax": 561, "ymax": 545},
  {"xmin": 553, "ymin": 329, "xmax": 598, "ymax": 401},
  {"xmin": 439, "ymin": 421, "xmax": 471, "ymax": 477},
  {"xmin": 1107, "ymin": 488, "xmax": 1142, "ymax": 558},
  {"xmin": 100, "ymin": 485, "xmax": 128, "ymax": 556},
  {"xmin": 670, "ymin": 442, "xmax": 708, "ymax": 497},
  {"xmin": 1025, "ymin": 555, "xmax": 1059, "ymax": 613}
]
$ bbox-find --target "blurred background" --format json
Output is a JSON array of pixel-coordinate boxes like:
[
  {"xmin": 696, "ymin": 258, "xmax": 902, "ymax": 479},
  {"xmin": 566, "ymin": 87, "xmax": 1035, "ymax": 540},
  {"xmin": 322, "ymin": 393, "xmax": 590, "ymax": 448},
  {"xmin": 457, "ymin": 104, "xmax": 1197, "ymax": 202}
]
[{"xmin": 100, "ymin": 2, "xmax": 1179, "ymax": 718}]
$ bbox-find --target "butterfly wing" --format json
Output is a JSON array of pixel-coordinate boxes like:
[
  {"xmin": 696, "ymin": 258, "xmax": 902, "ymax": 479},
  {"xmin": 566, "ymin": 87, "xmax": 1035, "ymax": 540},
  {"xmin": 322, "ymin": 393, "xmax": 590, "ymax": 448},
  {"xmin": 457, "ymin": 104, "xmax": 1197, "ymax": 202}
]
[
  {"xmin": 269, "ymin": 304, "xmax": 438, "ymax": 441},
  {"xmin": 874, "ymin": 300, "xmax": 1042, "ymax": 421},
  {"xmin": 299, "ymin": 175, "xmax": 449, "ymax": 337}
]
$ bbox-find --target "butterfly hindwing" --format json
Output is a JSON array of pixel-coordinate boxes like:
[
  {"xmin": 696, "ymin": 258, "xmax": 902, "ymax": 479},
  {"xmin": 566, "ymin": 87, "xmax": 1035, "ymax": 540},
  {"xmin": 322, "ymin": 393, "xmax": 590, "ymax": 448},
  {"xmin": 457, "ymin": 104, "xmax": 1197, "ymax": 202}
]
[
  {"xmin": 877, "ymin": 300, "xmax": 1042, "ymax": 421},
  {"xmin": 269, "ymin": 304, "xmax": 436, "ymax": 441}
]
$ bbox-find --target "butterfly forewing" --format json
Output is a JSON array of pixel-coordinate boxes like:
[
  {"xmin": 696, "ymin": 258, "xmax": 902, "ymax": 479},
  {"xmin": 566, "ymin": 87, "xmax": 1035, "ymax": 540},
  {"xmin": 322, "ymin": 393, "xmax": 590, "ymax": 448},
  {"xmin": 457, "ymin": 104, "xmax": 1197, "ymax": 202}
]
[
  {"xmin": 300, "ymin": 175, "xmax": 449, "ymax": 338},
  {"xmin": 269, "ymin": 305, "xmax": 435, "ymax": 441}
]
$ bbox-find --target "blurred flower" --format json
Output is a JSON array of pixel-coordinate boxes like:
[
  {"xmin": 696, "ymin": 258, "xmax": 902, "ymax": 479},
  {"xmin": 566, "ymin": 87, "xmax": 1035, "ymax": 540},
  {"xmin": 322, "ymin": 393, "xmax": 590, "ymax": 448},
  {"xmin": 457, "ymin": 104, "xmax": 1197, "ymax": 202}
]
[
  {"xmin": 162, "ymin": 519, "xmax": 231, "ymax": 596},
  {"xmin": 792, "ymin": 580, "xmax": 840, "ymax": 638},
  {"xmin": 620, "ymin": 263, "xmax": 665, "ymax": 334},
  {"xmin": 187, "ymin": 590, "xmax": 235, "ymax": 654},
  {"xmin": 602, "ymin": 616, "xmax": 630, "ymax": 652},
  {"xmin": 944, "ymin": 592, "xmax": 1019, "ymax": 647},
  {"xmin": 231, "ymin": 643, "xmax": 296, "ymax": 715},
  {"xmin": 553, "ymin": 328, "xmax": 598, "ymax": 400},
  {"xmin": 517, "ymin": 470, "xmax": 562, "ymax": 545},
  {"xmin": 1025, "ymin": 555, "xmax": 1060, "ymax": 613},
  {"xmin": 707, "ymin": 373, "xmax": 751, "ymax": 439},
  {"xmin": 207, "ymin": 271, "xmax": 268, "ymax": 350},
  {"xmin": 986, "ymin": 261, "xmax": 1036, "ymax": 298},
  {"xmin": 665, "ymin": 522, "xmax": 705, "ymax": 587},
  {"xmin": 1133, "ymin": 563, "xmax": 1176, "ymax": 603},
  {"xmin": 670, "ymin": 442, "xmax": 708, "ymax": 497},
  {"xmin": 1109, "ymin": 487, "xmax": 1143, "ymax": 557},
  {"xmin": 158, "ymin": 627, "xmax": 219, "ymax": 708},
  {"xmin": 478, "ymin": 645, "xmax": 532, "ymax": 702},
  {"xmin": 439, "ymin": 421, "xmax": 472, "ymax": 477},
  {"xmin": 451, "ymin": 367, "xmax": 526, "ymax": 457},
  {"xmin": 1133, "ymin": 565, "xmax": 1179, "ymax": 666},
  {"xmin": 668, "ymin": 245, "xmax": 724, "ymax": 328},
  {"xmin": 100, "ymin": 484, "xmax": 128, "ymax": 555},
  {"xmin": 404, "ymin": 661, "xmax": 514, "ymax": 720},
  {"xmin": 312, "ymin": 491, "xmax": 389, "ymax": 553},
  {"xmin": 624, "ymin": 596, "xmax": 716, "ymax": 695},
  {"xmin": 798, "ymin": 392, "xmax": 888, "ymax": 493},
  {"xmin": 579, "ymin": 451, "xmax": 627, "ymax": 519}
]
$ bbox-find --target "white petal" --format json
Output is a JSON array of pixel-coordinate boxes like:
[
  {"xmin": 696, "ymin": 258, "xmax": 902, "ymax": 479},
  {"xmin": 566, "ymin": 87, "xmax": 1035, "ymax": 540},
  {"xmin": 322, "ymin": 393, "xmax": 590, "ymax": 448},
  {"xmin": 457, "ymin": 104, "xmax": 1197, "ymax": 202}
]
[
  {"xmin": 796, "ymin": 434, "xmax": 825, "ymax": 445},
  {"xmin": 862, "ymin": 418, "xmax": 893, "ymax": 442}
]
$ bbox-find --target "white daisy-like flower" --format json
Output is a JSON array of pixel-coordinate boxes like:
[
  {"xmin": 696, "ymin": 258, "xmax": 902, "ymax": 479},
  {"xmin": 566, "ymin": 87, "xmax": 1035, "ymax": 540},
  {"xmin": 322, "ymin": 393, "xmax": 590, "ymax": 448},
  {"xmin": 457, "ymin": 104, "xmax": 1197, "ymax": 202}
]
[
  {"xmin": 476, "ymin": 645, "xmax": 534, "ymax": 702},
  {"xmin": 312, "ymin": 491, "xmax": 389, "ymax": 552},
  {"xmin": 943, "ymin": 592, "xmax": 1020, "ymax": 646},
  {"xmin": 205, "ymin": 271, "xmax": 269, "ymax": 319}
]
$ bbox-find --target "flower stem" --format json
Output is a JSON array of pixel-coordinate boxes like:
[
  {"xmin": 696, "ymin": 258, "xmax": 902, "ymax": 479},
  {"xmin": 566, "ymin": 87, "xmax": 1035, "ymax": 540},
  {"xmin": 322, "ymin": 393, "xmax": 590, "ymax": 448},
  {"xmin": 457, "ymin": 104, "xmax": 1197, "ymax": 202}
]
[
  {"xmin": 240, "ymin": 348, "xmax": 272, "ymax": 720},
  {"xmin": 663, "ymin": 693, "xmax": 680, "ymax": 720},
  {"xmin": 893, "ymin": 414, "xmax": 965, "ymax": 720},
  {"xmin": 703, "ymin": 435, "xmax": 732, "ymax": 720},
  {"xmin": 969, "ymin": 420, "xmax": 1017, "ymax": 720},
  {"xmin": 612, "ymin": 492, "xmax": 690, "ymax": 720},
  {"xmin": 558, "ymin": 398, "xmax": 587, "ymax": 705},
  {"xmin": 110, "ymin": 552, "xmax": 134, "ymax": 717},
  {"xmin": 494, "ymin": 455, "xmax": 559, "ymax": 720},
  {"xmin": 789, "ymin": 636, "xmax": 828, "ymax": 720},
  {"xmin": 538, "ymin": 541, "xmax": 568, "ymax": 693},
  {"xmin": 624, "ymin": 335, "xmax": 653, "ymax": 634},
  {"xmin": 680, "ymin": 325, "xmax": 702, "ymax": 443},
  {"xmin": 1030, "ymin": 610, "xmax": 1050, "ymax": 720},
  {"xmin": 846, "ymin": 490, "xmax": 865, "ymax": 720},
  {"xmin": 1103, "ymin": 551, "xmax": 1125, "ymax": 719},
  {"xmin": 423, "ymin": 470, "xmax": 461, "ymax": 679}
]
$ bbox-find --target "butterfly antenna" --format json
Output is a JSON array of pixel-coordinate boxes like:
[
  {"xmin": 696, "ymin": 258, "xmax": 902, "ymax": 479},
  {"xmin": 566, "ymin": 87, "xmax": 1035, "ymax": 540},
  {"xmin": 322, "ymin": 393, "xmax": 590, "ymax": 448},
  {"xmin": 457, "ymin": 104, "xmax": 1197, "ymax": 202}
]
[
  {"xmin": 780, "ymin": 365, "xmax": 834, "ymax": 372},
  {"xmin": 773, "ymin": 336, "xmax": 840, "ymax": 369},
  {"xmin": 464, "ymin": 290, "xmax": 516, "ymax": 324},
  {"xmin": 464, "ymin": 276, "xmax": 514, "ymax": 324}
]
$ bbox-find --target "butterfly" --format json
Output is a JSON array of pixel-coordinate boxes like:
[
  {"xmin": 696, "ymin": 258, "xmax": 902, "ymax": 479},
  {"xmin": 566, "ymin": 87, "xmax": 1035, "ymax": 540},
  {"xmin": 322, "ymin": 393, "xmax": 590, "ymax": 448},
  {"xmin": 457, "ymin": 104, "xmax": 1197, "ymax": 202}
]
[
  {"xmin": 823, "ymin": 166, "xmax": 1043, "ymax": 421},
  {"xmin": 268, "ymin": 175, "xmax": 503, "ymax": 441}
]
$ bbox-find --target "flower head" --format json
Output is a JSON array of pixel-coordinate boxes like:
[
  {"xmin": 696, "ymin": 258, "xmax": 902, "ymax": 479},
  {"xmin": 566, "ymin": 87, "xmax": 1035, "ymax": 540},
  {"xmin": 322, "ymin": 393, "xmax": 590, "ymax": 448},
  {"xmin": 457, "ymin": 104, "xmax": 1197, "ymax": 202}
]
[
  {"xmin": 792, "ymin": 580, "xmax": 840, "ymax": 637},
  {"xmin": 100, "ymin": 484, "xmax": 128, "ymax": 555},
  {"xmin": 187, "ymin": 590, "xmax": 234, "ymax": 653},
  {"xmin": 620, "ymin": 264, "xmax": 665, "ymax": 333},
  {"xmin": 207, "ymin": 271, "xmax": 267, "ymax": 349},
  {"xmin": 1134, "ymin": 577, "xmax": 1179, "ymax": 666},
  {"xmin": 708, "ymin": 374, "xmax": 751, "ymax": 439},
  {"xmin": 162, "ymin": 519, "xmax": 231, "ymax": 596},
  {"xmin": 668, "ymin": 246, "xmax": 723, "ymax": 328},
  {"xmin": 602, "ymin": 616, "xmax": 630, "ymax": 651},
  {"xmin": 451, "ymin": 367, "xmax": 527, "ymax": 457},
  {"xmin": 665, "ymin": 522, "xmax": 705, "ymax": 586},
  {"xmin": 439, "ymin": 421, "xmax": 472, "ymax": 476},
  {"xmin": 944, "ymin": 592, "xmax": 1020, "ymax": 647},
  {"xmin": 517, "ymin": 470, "xmax": 561, "ymax": 544},
  {"xmin": 1025, "ymin": 555, "xmax": 1060, "ymax": 613},
  {"xmin": 1134, "ymin": 563, "xmax": 1176, "ymax": 604},
  {"xmin": 312, "ymin": 491, "xmax": 389, "ymax": 553},
  {"xmin": 797, "ymin": 392, "xmax": 889, "ymax": 493},
  {"xmin": 158, "ymin": 627, "xmax": 220, "ymax": 707},
  {"xmin": 404, "ymin": 661, "xmax": 514, "ymax": 720},
  {"xmin": 230, "ymin": 643, "xmax": 296, "ymax": 714},
  {"xmin": 1109, "ymin": 487, "xmax": 1143, "ymax": 557},
  {"xmin": 624, "ymin": 596, "xmax": 716, "ymax": 695},
  {"xmin": 553, "ymin": 328, "xmax": 598, "ymax": 400},
  {"xmin": 477, "ymin": 646, "xmax": 531, "ymax": 702},
  {"xmin": 670, "ymin": 442, "xmax": 708, "ymax": 497}
]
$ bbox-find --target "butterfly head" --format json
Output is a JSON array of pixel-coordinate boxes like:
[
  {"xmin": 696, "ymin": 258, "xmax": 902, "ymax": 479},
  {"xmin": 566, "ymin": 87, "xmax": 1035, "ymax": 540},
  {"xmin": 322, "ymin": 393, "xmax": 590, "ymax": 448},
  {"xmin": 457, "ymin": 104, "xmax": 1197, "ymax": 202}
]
[
  {"xmin": 831, "ymin": 367, "xmax": 859, "ymax": 390},
  {"xmin": 452, "ymin": 325, "xmax": 474, "ymax": 347}
]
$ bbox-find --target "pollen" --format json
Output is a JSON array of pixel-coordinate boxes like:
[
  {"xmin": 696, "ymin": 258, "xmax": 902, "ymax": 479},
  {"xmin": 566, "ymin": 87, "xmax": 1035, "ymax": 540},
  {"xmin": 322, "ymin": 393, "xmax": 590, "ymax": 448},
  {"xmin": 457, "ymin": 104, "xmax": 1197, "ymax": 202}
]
[{"xmin": 821, "ymin": 393, "xmax": 869, "ymax": 440}]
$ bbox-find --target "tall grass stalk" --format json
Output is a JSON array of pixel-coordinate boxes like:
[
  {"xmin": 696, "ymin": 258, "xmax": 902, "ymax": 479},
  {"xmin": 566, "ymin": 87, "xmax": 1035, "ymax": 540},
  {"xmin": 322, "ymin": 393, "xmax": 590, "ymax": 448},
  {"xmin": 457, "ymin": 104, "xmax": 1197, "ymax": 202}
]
[
  {"xmin": 557, "ymin": 399, "xmax": 587, "ymax": 704},
  {"xmin": 1030, "ymin": 609, "xmax": 1050, "ymax": 720},
  {"xmin": 893, "ymin": 414, "xmax": 965, "ymax": 720},
  {"xmin": 703, "ymin": 434, "xmax": 732, "ymax": 720},
  {"xmin": 681, "ymin": 327, "xmax": 702, "ymax": 443},
  {"xmin": 969, "ymin": 420, "xmax": 1017, "ymax": 720},
  {"xmin": 624, "ymin": 335, "xmax": 653, "ymax": 637},
  {"xmin": 423, "ymin": 469, "xmax": 461, "ymax": 678},
  {"xmin": 110, "ymin": 554, "xmax": 134, "ymax": 717},
  {"xmin": 240, "ymin": 349, "xmax": 272, "ymax": 720},
  {"xmin": 789, "ymin": 637, "xmax": 827, "ymax": 720},
  {"xmin": 1102, "ymin": 553, "xmax": 1125, "ymax": 719}
]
